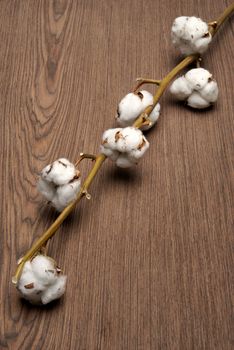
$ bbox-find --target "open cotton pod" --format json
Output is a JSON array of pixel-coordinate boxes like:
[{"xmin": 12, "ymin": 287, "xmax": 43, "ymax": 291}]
[
  {"xmin": 100, "ymin": 127, "xmax": 149, "ymax": 168},
  {"xmin": 171, "ymin": 16, "xmax": 212, "ymax": 55},
  {"xmin": 37, "ymin": 158, "xmax": 81, "ymax": 212},
  {"xmin": 116, "ymin": 90, "xmax": 160, "ymax": 130},
  {"xmin": 170, "ymin": 68, "xmax": 218, "ymax": 109},
  {"xmin": 17, "ymin": 255, "xmax": 67, "ymax": 305}
]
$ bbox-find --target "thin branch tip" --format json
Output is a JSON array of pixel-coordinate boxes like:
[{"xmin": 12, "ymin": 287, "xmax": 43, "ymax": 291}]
[
  {"xmin": 133, "ymin": 78, "xmax": 161, "ymax": 92},
  {"xmin": 75, "ymin": 153, "xmax": 96, "ymax": 167},
  {"xmin": 12, "ymin": 276, "xmax": 18, "ymax": 285}
]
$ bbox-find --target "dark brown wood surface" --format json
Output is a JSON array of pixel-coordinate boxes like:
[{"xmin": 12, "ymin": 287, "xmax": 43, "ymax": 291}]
[{"xmin": 0, "ymin": 1, "xmax": 233, "ymax": 349}]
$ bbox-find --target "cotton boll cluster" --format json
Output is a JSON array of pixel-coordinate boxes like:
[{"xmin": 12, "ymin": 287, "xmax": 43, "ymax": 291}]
[
  {"xmin": 100, "ymin": 127, "xmax": 149, "ymax": 168},
  {"xmin": 116, "ymin": 91, "xmax": 160, "ymax": 130},
  {"xmin": 17, "ymin": 255, "xmax": 67, "ymax": 305},
  {"xmin": 170, "ymin": 68, "xmax": 218, "ymax": 109},
  {"xmin": 171, "ymin": 16, "xmax": 212, "ymax": 55},
  {"xmin": 37, "ymin": 158, "xmax": 81, "ymax": 212}
]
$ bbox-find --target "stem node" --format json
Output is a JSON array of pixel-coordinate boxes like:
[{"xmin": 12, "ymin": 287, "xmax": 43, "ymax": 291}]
[{"xmin": 83, "ymin": 189, "xmax": 91, "ymax": 200}]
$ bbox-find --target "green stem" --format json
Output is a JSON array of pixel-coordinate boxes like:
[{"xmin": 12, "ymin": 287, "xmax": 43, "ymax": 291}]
[{"xmin": 209, "ymin": 3, "xmax": 234, "ymax": 36}]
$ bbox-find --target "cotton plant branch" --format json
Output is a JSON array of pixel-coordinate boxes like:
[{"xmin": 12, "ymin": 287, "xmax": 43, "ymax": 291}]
[
  {"xmin": 208, "ymin": 2, "xmax": 234, "ymax": 36},
  {"xmin": 75, "ymin": 153, "xmax": 97, "ymax": 167},
  {"xmin": 12, "ymin": 154, "xmax": 106, "ymax": 284},
  {"xmin": 133, "ymin": 78, "xmax": 161, "ymax": 93},
  {"xmin": 12, "ymin": 3, "xmax": 234, "ymax": 292}
]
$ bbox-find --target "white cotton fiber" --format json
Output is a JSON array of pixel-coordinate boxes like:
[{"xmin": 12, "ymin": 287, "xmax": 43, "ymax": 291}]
[
  {"xmin": 38, "ymin": 158, "xmax": 81, "ymax": 211},
  {"xmin": 17, "ymin": 255, "xmax": 67, "ymax": 305},
  {"xmin": 171, "ymin": 16, "xmax": 212, "ymax": 55},
  {"xmin": 116, "ymin": 91, "xmax": 160, "ymax": 130},
  {"xmin": 41, "ymin": 158, "xmax": 76, "ymax": 186},
  {"xmin": 41, "ymin": 275, "xmax": 67, "ymax": 305},
  {"xmin": 100, "ymin": 127, "xmax": 149, "ymax": 168},
  {"xmin": 170, "ymin": 68, "xmax": 218, "ymax": 109}
]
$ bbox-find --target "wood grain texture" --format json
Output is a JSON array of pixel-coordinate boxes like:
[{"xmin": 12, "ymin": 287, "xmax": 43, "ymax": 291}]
[{"xmin": 0, "ymin": 1, "xmax": 233, "ymax": 349}]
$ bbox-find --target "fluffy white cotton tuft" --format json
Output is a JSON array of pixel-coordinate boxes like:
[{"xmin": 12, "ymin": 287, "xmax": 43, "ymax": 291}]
[
  {"xmin": 169, "ymin": 76, "xmax": 192, "ymax": 100},
  {"xmin": 170, "ymin": 68, "xmax": 218, "ymax": 109},
  {"xmin": 52, "ymin": 181, "xmax": 81, "ymax": 212},
  {"xmin": 41, "ymin": 158, "xmax": 76, "ymax": 186},
  {"xmin": 100, "ymin": 127, "xmax": 149, "ymax": 168},
  {"xmin": 37, "ymin": 178, "xmax": 56, "ymax": 202},
  {"xmin": 17, "ymin": 255, "xmax": 67, "ymax": 305},
  {"xmin": 37, "ymin": 158, "xmax": 81, "ymax": 211},
  {"xmin": 116, "ymin": 90, "xmax": 160, "ymax": 130},
  {"xmin": 171, "ymin": 16, "xmax": 212, "ymax": 55},
  {"xmin": 116, "ymin": 154, "xmax": 136, "ymax": 168},
  {"xmin": 187, "ymin": 92, "xmax": 210, "ymax": 108},
  {"xmin": 41, "ymin": 276, "xmax": 67, "ymax": 305}
]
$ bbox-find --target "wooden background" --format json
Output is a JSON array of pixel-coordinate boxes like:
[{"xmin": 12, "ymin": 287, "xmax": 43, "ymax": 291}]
[{"xmin": 0, "ymin": 1, "xmax": 233, "ymax": 349}]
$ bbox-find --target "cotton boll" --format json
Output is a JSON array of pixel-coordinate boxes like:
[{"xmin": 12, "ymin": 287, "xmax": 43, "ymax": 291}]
[
  {"xmin": 41, "ymin": 158, "xmax": 76, "ymax": 186},
  {"xmin": 37, "ymin": 178, "xmax": 56, "ymax": 202},
  {"xmin": 185, "ymin": 68, "xmax": 211, "ymax": 90},
  {"xmin": 102, "ymin": 127, "xmax": 143, "ymax": 153},
  {"xmin": 170, "ymin": 68, "xmax": 218, "ymax": 109},
  {"xmin": 116, "ymin": 154, "xmax": 137, "ymax": 168},
  {"xmin": 38, "ymin": 158, "xmax": 81, "ymax": 211},
  {"xmin": 116, "ymin": 90, "xmax": 160, "ymax": 130},
  {"xmin": 187, "ymin": 92, "xmax": 210, "ymax": 109},
  {"xmin": 171, "ymin": 16, "xmax": 212, "ymax": 55},
  {"xmin": 101, "ymin": 127, "xmax": 149, "ymax": 167},
  {"xmin": 170, "ymin": 77, "xmax": 192, "ymax": 100},
  {"xmin": 41, "ymin": 275, "xmax": 67, "ymax": 305},
  {"xmin": 17, "ymin": 255, "xmax": 67, "ymax": 305}
]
